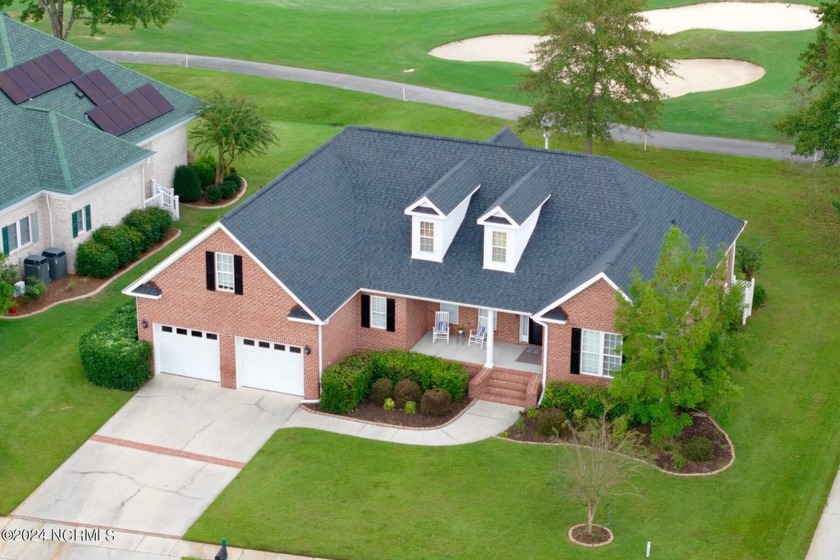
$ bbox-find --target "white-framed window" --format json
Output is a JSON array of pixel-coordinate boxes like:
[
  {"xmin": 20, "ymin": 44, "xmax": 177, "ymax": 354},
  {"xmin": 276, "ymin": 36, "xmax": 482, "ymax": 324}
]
[
  {"xmin": 479, "ymin": 308, "xmax": 497, "ymax": 331},
  {"xmin": 491, "ymin": 230, "xmax": 507, "ymax": 263},
  {"xmin": 371, "ymin": 295, "xmax": 387, "ymax": 329},
  {"xmin": 216, "ymin": 252, "xmax": 235, "ymax": 292},
  {"xmin": 581, "ymin": 329, "xmax": 623, "ymax": 377},
  {"xmin": 419, "ymin": 221, "xmax": 435, "ymax": 253},
  {"xmin": 440, "ymin": 301, "xmax": 459, "ymax": 324},
  {"xmin": 71, "ymin": 205, "xmax": 91, "ymax": 239},
  {"xmin": 2, "ymin": 213, "xmax": 37, "ymax": 254}
]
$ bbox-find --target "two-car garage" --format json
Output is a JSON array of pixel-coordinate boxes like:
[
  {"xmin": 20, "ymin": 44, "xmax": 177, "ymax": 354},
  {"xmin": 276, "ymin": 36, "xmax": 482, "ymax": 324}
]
[{"xmin": 153, "ymin": 324, "xmax": 304, "ymax": 396}]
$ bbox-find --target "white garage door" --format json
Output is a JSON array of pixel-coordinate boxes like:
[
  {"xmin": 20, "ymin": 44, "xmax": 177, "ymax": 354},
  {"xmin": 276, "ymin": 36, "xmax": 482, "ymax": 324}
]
[
  {"xmin": 236, "ymin": 337, "xmax": 304, "ymax": 396},
  {"xmin": 155, "ymin": 324, "xmax": 220, "ymax": 382}
]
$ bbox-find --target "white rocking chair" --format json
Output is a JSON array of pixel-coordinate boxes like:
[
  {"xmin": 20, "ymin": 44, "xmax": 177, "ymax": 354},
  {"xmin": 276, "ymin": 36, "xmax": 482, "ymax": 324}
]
[
  {"xmin": 468, "ymin": 315, "xmax": 488, "ymax": 349},
  {"xmin": 433, "ymin": 311, "xmax": 450, "ymax": 344}
]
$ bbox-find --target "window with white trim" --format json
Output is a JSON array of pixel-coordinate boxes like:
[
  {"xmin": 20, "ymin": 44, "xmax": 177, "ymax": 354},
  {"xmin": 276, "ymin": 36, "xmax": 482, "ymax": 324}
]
[
  {"xmin": 581, "ymin": 329, "xmax": 623, "ymax": 377},
  {"xmin": 479, "ymin": 308, "xmax": 497, "ymax": 331},
  {"xmin": 419, "ymin": 221, "xmax": 435, "ymax": 253},
  {"xmin": 491, "ymin": 230, "xmax": 507, "ymax": 263},
  {"xmin": 440, "ymin": 302, "xmax": 459, "ymax": 324},
  {"xmin": 216, "ymin": 252, "xmax": 235, "ymax": 292},
  {"xmin": 2, "ymin": 214, "xmax": 36, "ymax": 254},
  {"xmin": 71, "ymin": 205, "xmax": 91, "ymax": 239},
  {"xmin": 371, "ymin": 295, "xmax": 387, "ymax": 329}
]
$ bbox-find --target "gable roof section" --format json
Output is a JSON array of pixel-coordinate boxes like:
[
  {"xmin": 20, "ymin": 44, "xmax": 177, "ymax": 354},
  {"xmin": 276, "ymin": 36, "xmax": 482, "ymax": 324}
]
[
  {"xmin": 410, "ymin": 158, "xmax": 480, "ymax": 216},
  {"xmin": 480, "ymin": 165, "xmax": 552, "ymax": 226},
  {"xmin": 218, "ymin": 128, "xmax": 744, "ymax": 321},
  {"xmin": 488, "ymin": 127, "xmax": 526, "ymax": 148}
]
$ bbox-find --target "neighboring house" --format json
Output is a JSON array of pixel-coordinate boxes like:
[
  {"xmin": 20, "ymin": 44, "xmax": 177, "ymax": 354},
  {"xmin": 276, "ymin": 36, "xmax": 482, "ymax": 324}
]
[
  {"xmin": 124, "ymin": 127, "xmax": 745, "ymax": 406},
  {"xmin": 0, "ymin": 14, "xmax": 199, "ymax": 274}
]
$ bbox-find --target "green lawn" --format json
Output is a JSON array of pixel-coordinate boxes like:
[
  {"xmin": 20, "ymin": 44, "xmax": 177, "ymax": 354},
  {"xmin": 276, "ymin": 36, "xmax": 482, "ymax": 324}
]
[{"xmin": 9, "ymin": 0, "xmax": 819, "ymax": 141}]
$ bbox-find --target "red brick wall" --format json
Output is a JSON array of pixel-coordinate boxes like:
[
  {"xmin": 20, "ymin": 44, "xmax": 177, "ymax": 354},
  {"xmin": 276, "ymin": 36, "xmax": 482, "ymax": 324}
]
[
  {"xmin": 545, "ymin": 278, "xmax": 619, "ymax": 387},
  {"xmin": 322, "ymin": 292, "xmax": 359, "ymax": 370},
  {"xmin": 405, "ymin": 298, "xmax": 433, "ymax": 347},
  {"xmin": 135, "ymin": 228, "xmax": 321, "ymax": 398},
  {"xmin": 495, "ymin": 312, "xmax": 521, "ymax": 344}
]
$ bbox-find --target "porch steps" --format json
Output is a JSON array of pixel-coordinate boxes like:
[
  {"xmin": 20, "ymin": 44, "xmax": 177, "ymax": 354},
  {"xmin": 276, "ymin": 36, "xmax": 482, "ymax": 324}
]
[{"xmin": 470, "ymin": 367, "xmax": 539, "ymax": 408}]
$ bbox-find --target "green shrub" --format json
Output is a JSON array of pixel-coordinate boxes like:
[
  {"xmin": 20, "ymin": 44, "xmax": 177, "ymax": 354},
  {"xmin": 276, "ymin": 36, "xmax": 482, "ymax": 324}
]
[
  {"xmin": 224, "ymin": 171, "xmax": 242, "ymax": 187},
  {"xmin": 383, "ymin": 398, "xmax": 395, "ymax": 411},
  {"xmin": 537, "ymin": 409, "xmax": 567, "ymax": 438},
  {"xmin": 79, "ymin": 302, "xmax": 151, "ymax": 391},
  {"xmin": 192, "ymin": 155, "xmax": 217, "ymax": 187},
  {"xmin": 173, "ymin": 164, "xmax": 201, "ymax": 202},
  {"xmin": 419, "ymin": 388, "xmax": 452, "ymax": 417},
  {"xmin": 320, "ymin": 353, "xmax": 374, "ymax": 414},
  {"xmin": 206, "ymin": 185, "xmax": 222, "ymax": 204},
  {"xmin": 144, "ymin": 207, "xmax": 173, "ymax": 243},
  {"xmin": 23, "ymin": 275, "xmax": 46, "ymax": 301},
  {"xmin": 121, "ymin": 225, "xmax": 145, "ymax": 261},
  {"xmin": 369, "ymin": 377, "xmax": 394, "ymax": 406},
  {"xmin": 0, "ymin": 252, "xmax": 19, "ymax": 285},
  {"xmin": 683, "ymin": 436, "xmax": 714, "ymax": 462},
  {"xmin": 393, "ymin": 379, "xmax": 422, "ymax": 409},
  {"xmin": 752, "ymin": 284, "xmax": 766, "ymax": 308},
  {"xmin": 93, "ymin": 225, "xmax": 134, "ymax": 268},
  {"xmin": 404, "ymin": 400, "xmax": 417, "ymax": 414},
  {"xmin": 75, "ymin": 240, "xmax": 118, "ymax": 278},
  {"xmin": 220, "ymin": 179, "xmax": 239, "ymax": 200},
  {"xmin": 370, "ymin": 350, "xmax": 468, "ymax": 401},
  {"xmin": 541, "ymin": 381, "xmax": 627, "ymax": 420}
]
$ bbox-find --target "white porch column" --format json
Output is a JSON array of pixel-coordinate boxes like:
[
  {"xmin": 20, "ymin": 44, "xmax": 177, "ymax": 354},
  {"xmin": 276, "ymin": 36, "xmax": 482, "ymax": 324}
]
[{"xmin": 484, "ymin": 308, "xmax": 495, "ymax": 368}]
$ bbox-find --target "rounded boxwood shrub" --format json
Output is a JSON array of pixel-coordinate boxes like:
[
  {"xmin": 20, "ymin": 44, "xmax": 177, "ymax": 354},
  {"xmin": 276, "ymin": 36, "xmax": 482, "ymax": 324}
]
[
  {"xmin": 76, "ymin": 240, "xmax": 119, "ymax": 278},
  {"xmin": 393, "ymin": 379, "xmax": 421, "ymax": 409},
  {"xmin": 93, "ymin": 225, "xmax": 134, "ymax": 268},
  {"xmin": 79, "ymin": 302, "xmax": 152, "ymax": 391},
  {"xmin": 206, "ymin": 185, "xmax": 222, "ymax": 204},
  {"xmin": 369, "ymin": 377, "xmax": 394, "ymax": 406},
  {"xmin": 122, "ymin": 209, "xmax": 155, "ymax": 251},
  {"xmin": 224, "ymin": 171, "xmax": 242, "ymax": 188},
  {"xmin": 121, "ymin": 225, "xmax": 145, "ymax": 261},
  {"xmin": 173, "ymin": 164, "xmax": 201, "ymax": 202},
  {"xmin": 192, "ymin": 155, "xmax": 216, "ymax": 187},
  {"xmin": 537, "ymin": 409, "xmax": 567, "ymax": 438},
  {"xmin": 369, "ymin": 350, "xmax": 468, "ymax": 401},
  {"xmin": 144, "ymin": 207, "xmax": 173, "ymax": 243},
  {"xmin": 683, "ymin": 436, "xmax": 714, "ymax": 462},
  {"xmin": 220, "ymin": 179, "xmax": 238, "ymax": 200},
  {"xmin": 419, "ymin": 388, "xmax": 452, "ymax": 417}
]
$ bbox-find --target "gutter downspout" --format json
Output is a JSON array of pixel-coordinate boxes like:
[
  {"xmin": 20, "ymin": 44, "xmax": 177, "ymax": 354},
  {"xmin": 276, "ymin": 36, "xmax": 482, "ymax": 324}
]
[
  {"xmin": 141, "ymin": 166, "xmax": 146, "ymax": 207},
  {"xmin": 45, "ymin": 194, "xmax": 55, "ymax": 246},
  {"xmin": 299, "ymin": 321, "xmax": 324, "ymax": 404},
  {"xmin": 533, "ymin": 316, "xmax": 549, "ymax": 406}
]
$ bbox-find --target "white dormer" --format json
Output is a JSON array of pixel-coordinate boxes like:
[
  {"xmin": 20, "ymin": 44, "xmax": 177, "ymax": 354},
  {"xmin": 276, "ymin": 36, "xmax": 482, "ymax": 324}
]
[
  {"xmin": 477, "ymin": 166, "xmax": 551, "ymax": 273},
  {"xmin": 404, "ymin": 159, "xmax": 481, "ymax": 262}
]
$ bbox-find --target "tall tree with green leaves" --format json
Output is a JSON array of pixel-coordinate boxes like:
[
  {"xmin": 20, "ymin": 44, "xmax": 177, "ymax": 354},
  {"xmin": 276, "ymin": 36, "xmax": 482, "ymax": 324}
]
[
  {"xmin": 0, "ymin": 0, "xmax": 181, "ymax": 40},
  {"xmin": 192, "ymin": 92, "xmax": 278, "ymax": 186},
  {"xmin": 775, "ymin": 1, "xmax": 840, "ymax": 164},
  {"xmin": 609, "ymin": 227, "xmax": 745, "ymax": 441},
  {"xmin": 518, "ymin": 0, "xmax": 673, "ymax": 154}
]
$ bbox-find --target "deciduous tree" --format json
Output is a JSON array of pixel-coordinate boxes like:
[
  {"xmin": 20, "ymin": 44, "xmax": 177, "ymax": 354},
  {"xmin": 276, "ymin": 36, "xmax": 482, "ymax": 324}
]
[
  {"xmin": 0, "ymin": 0, "xmax": 181, "ymax": 40},
  {"xmin": 519, "ymin": 0, "xmax": 673, "ymax": 153},
  {"xmin": 775, "ymin": 1, "xmax": 840, "ymax": 164}
]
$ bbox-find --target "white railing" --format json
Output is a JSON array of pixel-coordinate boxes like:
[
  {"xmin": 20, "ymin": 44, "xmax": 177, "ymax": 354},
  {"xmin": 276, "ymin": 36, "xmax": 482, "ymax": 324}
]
[
  {"xmin": 143, "ymin": 179, "xmax": 180, "ymax": 221},
  {"xmin": 733, "ymin": 275, "xmax": 755, "ymax": 325}
]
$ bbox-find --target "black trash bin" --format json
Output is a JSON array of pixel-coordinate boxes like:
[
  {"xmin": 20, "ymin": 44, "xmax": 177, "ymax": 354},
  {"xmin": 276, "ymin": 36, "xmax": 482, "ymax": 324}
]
[
  {"xmin": 23, "ymin": 255, "xmax": 50, "ymax": 285},
  {"xmin": 42, "ymin": 248, "xmax": 67, "ymax": 281}
]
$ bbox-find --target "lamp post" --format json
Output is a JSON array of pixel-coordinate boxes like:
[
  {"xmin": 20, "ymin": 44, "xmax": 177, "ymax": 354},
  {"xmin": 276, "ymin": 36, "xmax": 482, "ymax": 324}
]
[{"xmin": 541, "ymin": 114, "xmax": 555, "ymax": 150}]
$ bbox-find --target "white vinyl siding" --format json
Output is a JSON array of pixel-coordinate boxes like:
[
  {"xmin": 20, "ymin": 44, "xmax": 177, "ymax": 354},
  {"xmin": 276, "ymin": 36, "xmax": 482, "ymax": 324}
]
[
  {"xmin": 419, "ymin": 221, "xmax": 435, "ymax": 253},
  {"xmin": 581, "ymin": 329, "xmax": 622, "ymax": 377},
  {"xmin": 440, "ymin": 302, "xmax": 459, "ymax": 324},
  {"xmin": 216, "ymin": 252, "xmax": 235, "ymax": 292},
  {"xmin": 371, "ymin": 295, "xmax": 387, "ymax": 329}
]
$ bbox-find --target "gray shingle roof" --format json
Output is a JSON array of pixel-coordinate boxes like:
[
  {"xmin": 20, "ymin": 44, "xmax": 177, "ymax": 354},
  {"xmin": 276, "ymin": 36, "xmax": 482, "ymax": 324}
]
[
  {"xmin": 222, "ymin": 127, "xmax": 745, "ymax": 321},
  {"xmin": 0, "ymin": 15, "xmax": 199, "ymax": 211},
  {"xmin": 412, "ymin": 158, "xmax": 480, "ymax": 215},
  {"xmin": 132, "ymin": 283, "xmax": 161, "ymax": 297},
  {"xmin": 489, "ymin": 127, "xmax": 526, "ymax": 148},
  {"xmin": 484, "ymin": 165, "xmax": 552, "ymax": 225}
]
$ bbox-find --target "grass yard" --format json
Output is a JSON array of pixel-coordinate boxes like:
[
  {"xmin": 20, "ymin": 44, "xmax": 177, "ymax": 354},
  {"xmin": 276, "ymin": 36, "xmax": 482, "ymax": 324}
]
[{"xmin": 7, "ymin": 0, "xmax": 818, "ymax": 141}]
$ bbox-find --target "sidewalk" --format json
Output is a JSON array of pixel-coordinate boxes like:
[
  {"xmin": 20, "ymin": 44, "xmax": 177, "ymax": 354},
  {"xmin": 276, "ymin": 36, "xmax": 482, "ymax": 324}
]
[{"xmin": 806, "ymin": 468, "xmax": 840, "ymax": 559}]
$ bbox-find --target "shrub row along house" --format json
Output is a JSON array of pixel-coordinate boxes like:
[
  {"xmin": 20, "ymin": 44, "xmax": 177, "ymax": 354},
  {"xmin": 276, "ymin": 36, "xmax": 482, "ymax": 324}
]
[
  {"xmin": 0, "ymin": 15, "xmax": 198, "ymax": 274},
  {"xmin": 125, "ymin": 127, "xmax": 745, "ymax": 406}
]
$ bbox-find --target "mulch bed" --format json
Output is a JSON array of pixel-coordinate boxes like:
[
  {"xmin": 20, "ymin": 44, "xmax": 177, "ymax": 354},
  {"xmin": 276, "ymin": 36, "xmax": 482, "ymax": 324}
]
[
  {"xmin": 503, "ymin": 411, "xmax": 732, "ymax": 475},
  {"xmin": 181, "ymin": 178, "xmax": 248, "ymax": 208},
  {"xmin": 305, "ymin": 396, "xmax": 473, "ymax": 429},
  {"xmin": 569, "ymin": 524, "xmax": 612, "ymax": 546}
]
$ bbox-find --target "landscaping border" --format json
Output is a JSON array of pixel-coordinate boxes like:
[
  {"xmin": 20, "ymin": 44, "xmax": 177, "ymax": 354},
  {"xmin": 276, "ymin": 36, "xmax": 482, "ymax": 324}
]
[
  {"xmin": 568, "ymin": 524, "xmax": 614, "ymax": 548},
  {"xmin": 304, "ymin": 398, "xmax": 477, "ymax": 431},
  {"xmin": 496, "ymin": 415, "xmax": 736, "ymax": 477},
  {"xmin": 181, "ymin": 177, "xmax": 249, "ymax": 209},
  {"xmin": 0, "ymin": 229, "xmax": 182, "ymax": 320}
]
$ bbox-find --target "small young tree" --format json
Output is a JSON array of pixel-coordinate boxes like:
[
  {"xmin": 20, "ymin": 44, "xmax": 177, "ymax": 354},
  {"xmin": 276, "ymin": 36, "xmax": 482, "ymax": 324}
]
[
  {"xmin": 610, "ymin": 226, "xmax": 745, "ymax": 441},
  {"xmin": 735, "ymin": 242, "xmax": 765, "ymax": 281},
  {"xmin": 0, "ymin": 252, "xmax": 19, "ymax": 315},
  {"xmin": 192, "ymin": 92, "xmax": 278, "ymax": 185},
  {"xmin": 562, "ymin": 411, "xmax": 643, "ymax": 539}
]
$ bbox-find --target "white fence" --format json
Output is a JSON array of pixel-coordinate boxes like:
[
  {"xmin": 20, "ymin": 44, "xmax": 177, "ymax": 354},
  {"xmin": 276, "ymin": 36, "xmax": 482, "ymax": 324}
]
[
  {"xmin": 733, "ymin": 275, "xmax": 755, "ymax": 325},
  {"xmin": 143, "ymin": 179, "xmax": 180, "ymax": 221}
]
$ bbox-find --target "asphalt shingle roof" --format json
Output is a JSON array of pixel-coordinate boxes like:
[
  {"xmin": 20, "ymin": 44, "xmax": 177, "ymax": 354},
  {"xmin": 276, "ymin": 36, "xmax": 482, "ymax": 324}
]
[
  {"xmin": 485, "ymin": 165, "xmax": 552, "ymax": 225},
  {"xmin": 0, "ymin": 14, "xmax": 199, "ymax": 211},
  {"xmin": 488, "ymin": 127, "xmax": 526, "ymax": 148},
  {"xmin": 414, "ymin": 158, "xmax": 480, "ymax": 215},
  {"xmin": 222, "ymin": 127, "xmax": 745, "ymax": 321}
]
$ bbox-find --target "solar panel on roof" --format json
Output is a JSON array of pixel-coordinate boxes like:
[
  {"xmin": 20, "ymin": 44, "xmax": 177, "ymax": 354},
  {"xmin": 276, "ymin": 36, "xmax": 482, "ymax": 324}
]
[
  {"xmin": 31, "ymin": 56, "xmax": 63, "ymax": 85},
  {"xmin": 0, "ymin": 49, "xmax": 83, "ymax": 104},
  {"xmin": 112, "ymin": 95, "xmax": 145, "ymax": 126},
  {"xmin": 86, "ymin": 83, "xmax": 175, "ymax": 136},
  {"xmin": 19, "ymin": 60, "xmax": 55, "ymax": 91},
  {"xmin": 45, "ymin": 50, "xmax": 82, "ymax": 80},
  {"xmin": 5, "ymin": 67, "xmax": 39, "ymax": 98},
  {"xmin": 87, "ymin": 106, "xmax": 123, "ymax": 136},
  {"xmin": 138, "ymin": 83, "xmax": 174, "ymax": 114},
  {"xmin": 72, "ymin": 74, "xmax": 109, "ymax": 105},
  {"xmin": 0, "ymin": 72, "xmax": 29, "ymax": 103},
  {"xmin": 124, "ymin": 89, "xmax": 157, "ymax": 119},
  {"xmin": 87, "ymin": 71, "xmax": 121, "ymax": 100}
]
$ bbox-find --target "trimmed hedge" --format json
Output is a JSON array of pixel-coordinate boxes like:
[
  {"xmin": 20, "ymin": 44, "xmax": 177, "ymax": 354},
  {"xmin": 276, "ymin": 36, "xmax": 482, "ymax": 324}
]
[
  {"xmin": 79, "ymin": 302, "xmax": 151, "ymax": 391},
  {"xmin": 145, "ymin": 207, "xmax": 173, "ymax": 243},
  {"xmin": 541, "ymin": 381, "xmax": 627, "ymax": 421},
  {"xmin": 173, "ymin": 164, "xmax": 201, "ymax": 202},
  {"xmin": 369, "ymin": 350, "xmax": 469, "ymax": 401},
  {"xmin": 75, "ymin": 240, "xmax": 118, "ymax": 278},
  {"xmin": 122, "ymin": 207, "xmax": 173, "ymax": 252},
  {"xmin": 93, "ymin": 225, "xmax": 134, "ymax": 268},
  {"xmin": 320, "ymin": 353, "xmax": 375, "ymax": 414}
]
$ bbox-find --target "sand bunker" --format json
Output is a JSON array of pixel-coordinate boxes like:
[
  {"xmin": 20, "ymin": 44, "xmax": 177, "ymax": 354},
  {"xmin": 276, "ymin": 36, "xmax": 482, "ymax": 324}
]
[{"xmin": 428, "ymin": 2, "xmax": 817, "ymax": 98}]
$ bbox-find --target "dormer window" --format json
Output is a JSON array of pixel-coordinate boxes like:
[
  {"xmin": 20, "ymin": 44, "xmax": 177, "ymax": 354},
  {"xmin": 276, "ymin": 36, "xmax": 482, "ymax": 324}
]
[
  {"xmin": 420, "ymin": 221, "xmax": 435, "ymax": 253},
  {"xmin": 491, "ymin": 231, "xmax": 507, "ymax": 263}
]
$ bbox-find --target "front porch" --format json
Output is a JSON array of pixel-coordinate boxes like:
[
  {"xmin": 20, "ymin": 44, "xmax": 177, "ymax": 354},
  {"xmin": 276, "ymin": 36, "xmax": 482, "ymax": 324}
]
[{"xmin": 411, "ymin": 332, "xmax": 541, "ymax": 374}]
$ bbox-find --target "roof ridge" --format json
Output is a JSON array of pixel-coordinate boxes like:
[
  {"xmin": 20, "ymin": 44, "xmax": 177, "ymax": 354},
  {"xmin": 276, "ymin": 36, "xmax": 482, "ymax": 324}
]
[
  {"xmin": 47, "ymin": 110, "xmax": 74, "ymax": 190},
  {"xmin": 0, "ymin": 14, "xmax": 12, "ymax": 69}
]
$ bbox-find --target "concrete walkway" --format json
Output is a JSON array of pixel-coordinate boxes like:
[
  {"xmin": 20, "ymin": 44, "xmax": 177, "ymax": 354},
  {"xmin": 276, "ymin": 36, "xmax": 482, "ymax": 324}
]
[
  {"xmin": 95, "ymin": 50, "xmax": 810, "ymax": 162},
  {"xmin": 807, "ymin": 468, "xmax": 840, "ymax": 559}
]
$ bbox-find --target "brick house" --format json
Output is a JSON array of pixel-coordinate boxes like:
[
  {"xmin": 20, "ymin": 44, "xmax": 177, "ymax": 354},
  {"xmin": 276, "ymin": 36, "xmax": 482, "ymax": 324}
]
[
  {"xmin": 0, "ymin": 15, "xmax": 199, "ymax": 274},
  {"xmin": 124, "ymin": 127, "xmax": 745, "ymax": 406}
]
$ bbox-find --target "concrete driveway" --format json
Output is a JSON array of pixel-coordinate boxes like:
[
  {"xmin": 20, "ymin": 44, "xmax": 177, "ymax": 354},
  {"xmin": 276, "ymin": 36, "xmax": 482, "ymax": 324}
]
[{"xmin": 14, "ymin": 375, "xmax": 300, "ymax": 538}]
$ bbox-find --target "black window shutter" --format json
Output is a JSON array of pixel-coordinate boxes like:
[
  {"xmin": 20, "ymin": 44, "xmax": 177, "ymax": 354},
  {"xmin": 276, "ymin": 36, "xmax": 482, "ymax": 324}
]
[
  {"xmin": 386, "ymin": 298, "xmax": 396, "ymax": 332},
  {"xmin": 205, "ymin": 251, "xmax": 215, "ymax": 291},
  {"xmin": 360, "ymin": 294, "xmax": 370, "ymax": 328},
  {"xmin": 570, "ymin": 328, "xmax": 581, "ymax": 374},
  {"xmin": 233, "ymin": 255, "xmax": 244, "ymax": 295}
]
